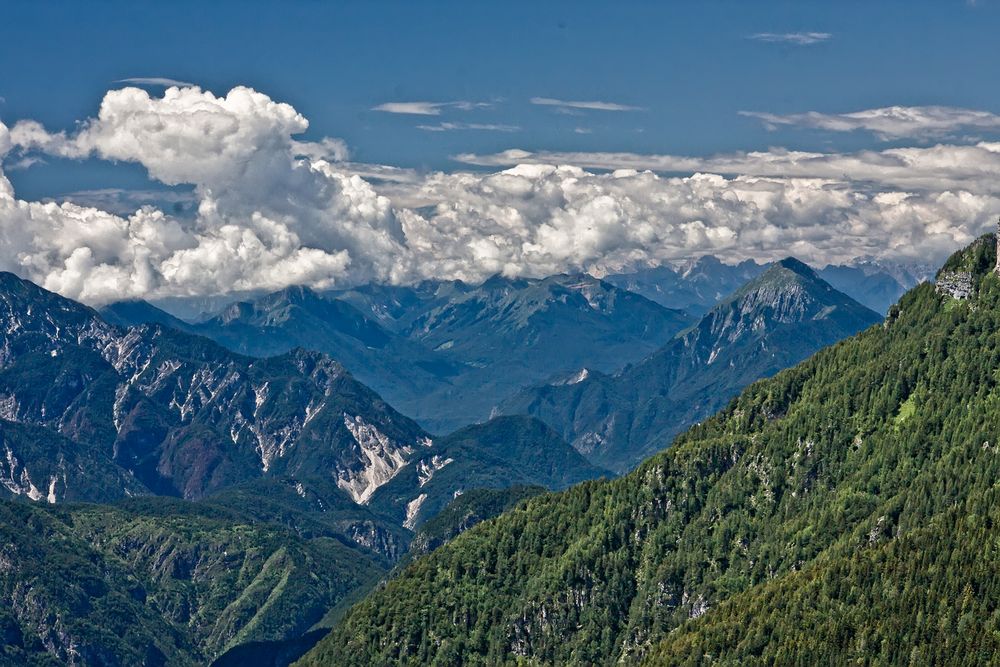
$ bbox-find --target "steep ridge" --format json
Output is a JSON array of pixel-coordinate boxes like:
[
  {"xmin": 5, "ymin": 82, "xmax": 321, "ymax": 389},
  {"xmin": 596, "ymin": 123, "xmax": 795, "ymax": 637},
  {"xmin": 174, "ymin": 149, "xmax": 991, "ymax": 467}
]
[
  {"xmin": 0, "ymin": 272, "xmax": 607, "ymax": 536},
  {"xmin": 501, "ymin": 258, "xmax": 882, "ymax": 471},
  {"xmin": 0, "ymin": 271, "xmax": 432, "ymax": 504},
  {"xmin": 300, "ymin": 237, "xmax": 999, "ymax": 665}
]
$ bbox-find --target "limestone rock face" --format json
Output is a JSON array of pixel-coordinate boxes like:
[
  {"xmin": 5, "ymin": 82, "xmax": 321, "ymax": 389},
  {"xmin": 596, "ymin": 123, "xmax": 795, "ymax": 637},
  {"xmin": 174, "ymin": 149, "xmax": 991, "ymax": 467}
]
[{"xmin": 935, "ymin": 271, "xmax": 974, "ymax": 300}]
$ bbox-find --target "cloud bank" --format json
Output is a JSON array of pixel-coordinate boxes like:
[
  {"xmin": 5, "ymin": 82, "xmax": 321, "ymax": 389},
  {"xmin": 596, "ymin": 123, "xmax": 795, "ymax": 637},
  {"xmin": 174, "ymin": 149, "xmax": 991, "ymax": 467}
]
[
  {"xmin": 3, "ymin": 86, "xmax": 405, "ymax": 303},
  {"xmin": 0, "ymin": 85, "xmax": 997, "ymax": 305}
]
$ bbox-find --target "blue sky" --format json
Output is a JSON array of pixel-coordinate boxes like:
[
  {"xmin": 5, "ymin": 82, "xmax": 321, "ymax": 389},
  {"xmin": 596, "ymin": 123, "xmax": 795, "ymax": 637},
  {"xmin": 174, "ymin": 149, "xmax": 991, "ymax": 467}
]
[
  {"xmin": 1, "ymin": 1, "xmax": 999, "ymax": 303},
  {"xmin": 4, "ymin": 0, "xmax": 999, "ymax": 196}
]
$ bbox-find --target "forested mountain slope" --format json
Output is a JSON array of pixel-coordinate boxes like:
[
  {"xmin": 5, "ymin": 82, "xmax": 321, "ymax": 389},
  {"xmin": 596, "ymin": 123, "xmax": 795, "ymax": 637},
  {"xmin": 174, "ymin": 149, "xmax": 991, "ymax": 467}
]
[
  {"xmin": 300, "ymin": 235, "xmax": 1000, "ymax": 665},
  {"xmin": 0, "ymin": 498, "xmax": 384, "ymax": 666}
]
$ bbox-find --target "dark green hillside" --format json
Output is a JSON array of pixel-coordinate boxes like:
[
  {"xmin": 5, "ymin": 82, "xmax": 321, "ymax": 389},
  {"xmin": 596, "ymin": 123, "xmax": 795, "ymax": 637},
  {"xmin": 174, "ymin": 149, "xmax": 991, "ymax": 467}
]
[
  {"xmin": 0, "ymin": 498, "xmax": 384, "ymax": 666},
  {"xmin": 300, "ymin": 236, "xmax": 1000, "ymax": 665},
  {"xmin": 407, "ymin": 485, "xmax": 546, "ymax": 557}
]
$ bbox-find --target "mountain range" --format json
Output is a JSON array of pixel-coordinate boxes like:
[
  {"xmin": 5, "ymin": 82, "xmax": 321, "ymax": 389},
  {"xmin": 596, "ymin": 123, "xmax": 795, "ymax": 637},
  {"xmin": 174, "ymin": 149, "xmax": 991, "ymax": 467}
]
[
  {"xmin": 300, "ymin": 235, "xmax": 1000, "ymax": 666},
  {"xmin": 104, "ymin": 255, "xmax": 910, "ymax": 442},
  {"xmin": 106, "ymin": 274, "xmax": 691, "ymax": 434},
  {"xmin": 0, "ymin": 250, "xmax": 903, "ymax": 665},
  {"xmin": 603, "ymin": 254, "xmax": 929, "ymax": 316},
  {"xmin": 501, "ymin": 258, "xmax": 882, "ymax": 471},
  {"xmin": 0, "ymin": 270, "xmax": 615, "ymax": 663}
]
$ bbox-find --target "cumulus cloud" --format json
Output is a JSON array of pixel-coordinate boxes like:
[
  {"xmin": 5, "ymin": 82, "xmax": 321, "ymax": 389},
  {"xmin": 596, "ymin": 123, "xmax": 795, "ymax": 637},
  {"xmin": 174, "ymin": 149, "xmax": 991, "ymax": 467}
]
[
  {"xmin": 383, "ymin": 164, "xmax": 998, "ymax": 278},
  {"xmin": 2, "ymin": 86, "xmax": 406, "ymax": 303},
  {"xmin": 1, "ymin": 84, "xmax": 999, "ymax": 305},
  {"xmin": 372, "ymin": 101, "xmax": 490, "ymax": 115},
  {"xmin": 530, "ymin": 97, "xmax": 644, "ymax": 112},
  {"xmin": 114, "ymin": 77, "xmax": 196, "ymax": 87},
  {"xmin": 747, "ymin": 32, "xmax": 831, "ymax": 45},
  {"xmin": 741, "ymin": 105, "xmax": 1000, "ymax": 141}
]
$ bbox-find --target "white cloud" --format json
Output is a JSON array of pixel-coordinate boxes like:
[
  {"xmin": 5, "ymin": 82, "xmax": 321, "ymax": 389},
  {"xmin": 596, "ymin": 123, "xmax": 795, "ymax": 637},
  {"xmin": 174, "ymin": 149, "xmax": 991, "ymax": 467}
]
[
  {"xmin": 417, "ymin": 122, "xmax": 520, "ymax": 132},
  {"xmin": 530, "ymin": 97, "xmax": 644, "ymax": 112},
  {"xmin": 741, "ymin": 105, "xmax": 1000, "ymax": 141},
  {"xmin": 383, "ymin": 163, "xmax": 997, "ymax": 279},
  {"xmin": 2, "ymin": 86, "xmax": 405, "ymax": 304},
  {"xmin": 372, "ymin": 101, "xmax": 491, "ymax": 115},
  {"xmin": 748, "ymin": 32, "xmax": 832, "ymax": 45},
  {"xmin": 114, "ymin": 77, "xmax": 196, "ymax": 87},
  {"xmin": 291, "ymin": 136, "xmax": 350, "ymax": 162},
  {"xmin": 2, "ymin": 84, "xmax": 999, "ymax": 305}
]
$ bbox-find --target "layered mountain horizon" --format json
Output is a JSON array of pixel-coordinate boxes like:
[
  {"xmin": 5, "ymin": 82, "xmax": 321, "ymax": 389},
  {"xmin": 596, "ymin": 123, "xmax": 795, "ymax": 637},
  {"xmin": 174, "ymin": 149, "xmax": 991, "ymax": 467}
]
[
  {"xmin": 106, "ymin": 252, "xmax": 928, "ymax": 325},
  {"xmin": 300, "ymin": 234, "xmax": 1000, "ymax": 667},
  {"xmin": 0, "ymin": 251, "xmax": 906, "ymax": 664},
  {"xmin": 97, "ymin": 252, "xmax": 919, "ymax": 439},
  {"xmin": 500, "ymin": 257, "xmax": 883, "ymax": 471}
]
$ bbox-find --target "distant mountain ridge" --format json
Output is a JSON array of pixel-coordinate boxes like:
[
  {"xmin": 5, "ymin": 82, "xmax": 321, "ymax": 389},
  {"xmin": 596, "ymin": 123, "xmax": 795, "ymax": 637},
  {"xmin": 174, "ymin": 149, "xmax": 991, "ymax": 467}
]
[
  {"xmin": 106, "ymin": 273, "xmax": 692, "ymax": 434},
  {"xmin": 605, "ymin": 256, "xmax": 767, "ymax": 316},
  {"xmin": 0, "ymin": 272, "xmax": 603, "ymax": 529},
  {"xmin": 604, "ymin": 254, "xmax": 927, "ymax": 315},
  {"xmin": 501, "ymin": 258, "xmax": 882, "ymax": 471}
]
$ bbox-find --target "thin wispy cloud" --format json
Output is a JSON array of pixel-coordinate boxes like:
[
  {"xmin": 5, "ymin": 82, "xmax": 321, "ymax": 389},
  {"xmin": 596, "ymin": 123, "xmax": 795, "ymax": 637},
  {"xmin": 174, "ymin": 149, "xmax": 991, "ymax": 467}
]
[
  {"xmin": 372, "ymin": 101, "xmax": 491, "ymax": 115},
  {"xmin": 741, "ymin": 105, "xmax": 1000, "ymax": 140},
  {"xmin": 747, "ymin": 32, "xmax": 832, "ymax": 45},
  {"xmin": 530, "ymin": 97, "xmax": 644, "ymax": 112},
  {"xmin": 574, "ymin": 127, "xmax": 593, "ymax": 134},
  {"xmin": 450, "ymin": 143, "xmax": 1000, "ymax": 192},
  {"xmin": 417, "ymin": 122, "xmax": 520, "ymax": 132},
  {"xmin": 115, "ymin": 77, "xmax": 196, "ymax": 87}
]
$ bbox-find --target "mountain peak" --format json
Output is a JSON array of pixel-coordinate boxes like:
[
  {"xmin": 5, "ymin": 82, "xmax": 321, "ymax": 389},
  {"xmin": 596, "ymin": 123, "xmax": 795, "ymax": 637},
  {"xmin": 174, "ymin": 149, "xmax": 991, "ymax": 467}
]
[
  {"xmin": 271, "ymin": 283, "xmax": 321, "ymax": 302},
  {"xmin": 774, "ymin": 256, "xmax": 816, "ymax": 277},
  {"xmin": 701, "ymin": 257, "xmax": 880, "ymax": 347}
]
